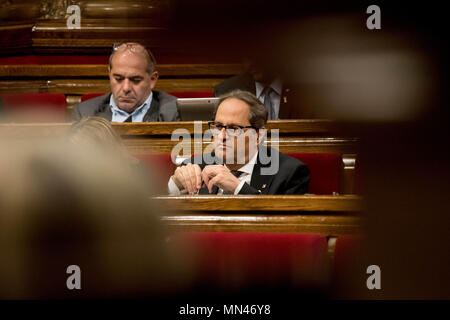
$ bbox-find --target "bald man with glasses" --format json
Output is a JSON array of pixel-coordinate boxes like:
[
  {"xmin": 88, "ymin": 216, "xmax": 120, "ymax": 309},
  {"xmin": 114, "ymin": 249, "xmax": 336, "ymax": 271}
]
[
  {"xmin": 72, "ymin": 42, "xmax": 179, "ymax": 122},
  {"xmin": 168, "ymin": 90, "xmax": 310, "ymax": 195}
]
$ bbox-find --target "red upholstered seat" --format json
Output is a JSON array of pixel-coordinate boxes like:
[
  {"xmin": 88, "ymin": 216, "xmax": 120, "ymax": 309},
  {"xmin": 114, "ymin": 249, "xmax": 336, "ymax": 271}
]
[
  {"xmin": 169, "ymin": 91, "xmax": 214, "ymax": 98},
  {"xmin": 81, "ymin": 93, "xmax": 105, "ymax": 102},
  {"xmin": 169, "ymin": 232, "xmax": 329, "ymax": 289},
  {"xmin": 287, "ymin": 153, "xmax": 342, "ymax": 194},
  {"xmin": 1, "ymin": 93, "xmax": 67, "ymax": 122}
]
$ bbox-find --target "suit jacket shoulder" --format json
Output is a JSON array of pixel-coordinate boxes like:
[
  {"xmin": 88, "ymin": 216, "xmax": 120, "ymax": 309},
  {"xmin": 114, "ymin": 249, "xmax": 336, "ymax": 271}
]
[
  {"xmin": 152, "ymin": 90, "xmax": 180, "ymax": 122},
  {"xmin": 71, "ymin": 93, "xmax": 111, "ymax": 121},
  {"xmin": 214, "ymin": 73, "xmax": 256, "ymax": 96},
  {"xmin": 72, "ymin": 91, "xmax": 180, "ymax": 122},
  {"xmin": 182, "ymin": 148, "xmax": 310, "ymax": 195},
  {"xmin": 245, "ymin": 147, "xmax": 310, "ymax": 195}
]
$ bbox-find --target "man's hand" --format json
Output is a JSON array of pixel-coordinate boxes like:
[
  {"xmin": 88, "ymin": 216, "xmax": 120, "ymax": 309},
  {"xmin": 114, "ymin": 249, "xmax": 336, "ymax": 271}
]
[
  {"xmin": 202, "ymin": 165, "xmax": 241, "ymax": 194},
  {"xmin": 172, "ymin": 163, "xmax": 202, "ymax": 194}
]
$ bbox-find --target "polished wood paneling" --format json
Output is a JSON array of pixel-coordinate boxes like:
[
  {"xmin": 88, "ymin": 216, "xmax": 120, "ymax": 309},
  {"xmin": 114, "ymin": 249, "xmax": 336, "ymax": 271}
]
[
  {"xmin": 0, "ymin": 1, "xmax": 244, "ymax": 61},
  {"xmin": 0, "ymin": 0, "xmax": 172, "ymax": 53},
  {"xmin": 0, "ymin": 63, "xmax": 239, "ymax": 96},
  {"xmin": 0, "ymin": 121, "xmax": 359, "ymax": 155},
  {"xmin": 156, "ymin": 195, "xmax": 363, "ymax": 235},
  {"xmin": 162, "ymin": 214, "xmax": 361, "ymax": 235},
  {"xmin": 0, "ymin": 65, "xmax": 108, "ymax": 77},
  {"xmin": 154, "ymin": 195, "xmax": 362, "ymax": 212},
  {"xmin": 0, "ymin": 120, "xmax": 347, "ymax": 136},
  {"xmin": 0, "ymin": 64, "xmax": 244, "ymax": 77},
  {"xmin": 113, "ymin": 120, "xmax": 343, "ymax": 135},
  {"xmin": 0, "ymin": 24, "xmax": 34, "ymax": 53},
  {"xmin": 122, "ymin": 137, "xmax": 358, "ymax": 156},
  {"xmin": 0, "ymin": 78, "xmax": 224, "ymax": 94}
]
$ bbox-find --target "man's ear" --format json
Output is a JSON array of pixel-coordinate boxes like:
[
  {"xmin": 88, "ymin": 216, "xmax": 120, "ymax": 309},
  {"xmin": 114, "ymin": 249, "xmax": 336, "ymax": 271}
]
[
  {"xmin": 149, "ymin": 71, "xmax": 159, "ymax": 90},
  {"xmin": 151, "ymin": 71, "xmax": 159, "ymax": 81}
]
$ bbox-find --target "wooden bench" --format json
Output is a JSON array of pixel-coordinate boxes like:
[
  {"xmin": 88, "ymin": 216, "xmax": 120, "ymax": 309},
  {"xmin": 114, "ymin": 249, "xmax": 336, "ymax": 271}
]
[
  {"xmin": 0, "ymin": 63, "xmax": 245, "ymax": 114},
  {"xmin": 0, "ymin": 119, "xmax": 362, "ymax": 238},
  {"xmin": 0, "ymin": 120, "xmax": 359, "ymax": 193}
]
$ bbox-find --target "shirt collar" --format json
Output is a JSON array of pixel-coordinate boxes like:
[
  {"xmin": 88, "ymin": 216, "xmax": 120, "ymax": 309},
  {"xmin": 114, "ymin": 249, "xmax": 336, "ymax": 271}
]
[
  {"xmin": 255, "ymin": 78, "xmax": 283, "ymax": 98},
  {"xmin": 271, "ymin": 78, "xmax": 283, "ymax": 95},
  {"xmin": 109, "ymin": 91, "xmax": 153, "ymax": 119}
]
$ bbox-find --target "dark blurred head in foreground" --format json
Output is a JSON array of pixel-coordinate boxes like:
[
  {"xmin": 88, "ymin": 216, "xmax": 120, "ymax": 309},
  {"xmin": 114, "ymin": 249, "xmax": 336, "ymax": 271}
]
[
  {"xmin": 68, "ymin": 116, "xmax": 136, "ymax": 166},
  {"xmin": 0, "ymin": 139, "xmax": 187, "ymax": 299}
]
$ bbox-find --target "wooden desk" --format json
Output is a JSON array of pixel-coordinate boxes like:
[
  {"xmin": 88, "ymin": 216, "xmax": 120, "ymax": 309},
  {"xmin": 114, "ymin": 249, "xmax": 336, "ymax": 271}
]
[
  {"xmin": 0, "ymin": 120, "xmax": 359, "ymax": 193},
  {"xmin": 155, "ymin": 195, "xmax": 363, "ymax": 236}
]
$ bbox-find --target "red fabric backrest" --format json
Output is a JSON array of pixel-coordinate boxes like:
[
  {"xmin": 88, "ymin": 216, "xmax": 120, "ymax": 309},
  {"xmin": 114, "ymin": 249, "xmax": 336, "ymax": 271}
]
[
  {"xmin": 0, "ymin": 55, "xmax": 109, "ymax": 65},
  {"xmin": 81, "ymin": 93, "xmax": 105, "ymax": 102},
  {"xmin": 169, "ymin": 232, "xmax": 328, "ymax": 289},
  {"xmin": 169, "ymin": 91, "xmax": 214, "ymax": 98},
  {"xmin": 1, "ymin": 93, "xmax": 67, "ymax": 122},
  {"xmin": 287, "ymin": 153, "xmax": 342, "ymax": 194}
]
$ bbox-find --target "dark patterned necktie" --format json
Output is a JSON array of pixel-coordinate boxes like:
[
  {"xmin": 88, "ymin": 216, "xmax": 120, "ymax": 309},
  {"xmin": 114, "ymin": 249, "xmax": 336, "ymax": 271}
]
[
  {"xmin": 124, "ymin": 115, "xmax": 132, "ymax": 122},
  {"xmin": 262, "ymin": 86, "xmax": 275, "ymax": 120}
]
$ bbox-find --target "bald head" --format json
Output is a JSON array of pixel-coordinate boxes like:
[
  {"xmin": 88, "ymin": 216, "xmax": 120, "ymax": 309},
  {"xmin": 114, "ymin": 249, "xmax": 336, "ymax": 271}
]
[{"xmin": 109, "ymin": 43, "xmax": 156, "ymax": 74}]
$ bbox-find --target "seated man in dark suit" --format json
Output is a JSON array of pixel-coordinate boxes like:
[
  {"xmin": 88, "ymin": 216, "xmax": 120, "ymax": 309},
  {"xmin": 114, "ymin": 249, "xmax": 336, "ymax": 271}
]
[
  {"xmin": 215, "ymin": 61, "xmax": 305, "ymax": 120},
  {"xmin": 168, "ymin": 89, "xmax": 310, "ymax": 195},
  {"xmin": 72, "ymin": 42, "xmax": 179, "ymax": 122}
]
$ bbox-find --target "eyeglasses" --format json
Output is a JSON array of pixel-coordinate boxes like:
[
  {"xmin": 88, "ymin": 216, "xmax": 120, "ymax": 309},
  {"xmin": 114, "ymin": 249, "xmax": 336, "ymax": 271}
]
[
  {"xmin": 113, "ymin": 42, "xmax": 146, "ymax": 52},
  {"xmin": 208, "ymin": 122, "xmax": 257, "ymax": 137}
]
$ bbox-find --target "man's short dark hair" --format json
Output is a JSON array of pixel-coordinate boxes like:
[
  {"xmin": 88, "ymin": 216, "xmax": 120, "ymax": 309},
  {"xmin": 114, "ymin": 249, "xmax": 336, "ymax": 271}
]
[
  {"xmin": 215, "ymin": 89, "xmax": 268, "ymax": 128},
  {"xmin": 109, "ymin": 42, "xmax": 157, "ymax": 74}
]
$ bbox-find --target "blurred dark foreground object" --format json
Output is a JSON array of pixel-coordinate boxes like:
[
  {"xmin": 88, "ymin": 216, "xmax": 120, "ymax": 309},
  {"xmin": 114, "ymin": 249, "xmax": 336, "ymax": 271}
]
[
  {"xmin": 0, "ymin": 139, "xmax": 189, "ymax": 299},
  {"xmin": 167, "ymin": 232, "xmax": 330, "ymax": 293}
]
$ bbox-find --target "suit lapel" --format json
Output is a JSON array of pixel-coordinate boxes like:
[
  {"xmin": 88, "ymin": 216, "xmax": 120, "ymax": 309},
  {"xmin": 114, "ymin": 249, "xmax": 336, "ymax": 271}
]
[
  {"xmin": 249, "ymin": 148, "xmax": 277, "ymax": 194},
  {"xmin": 98, "ymin": 107, "xmax": 113, "ymax": 121},
  {"xmin": 250, "ymin": 162, "xmax": 275, "ymax": 195},
  {"xmin": 95, "ymin": 94, "xmax": 114, "ymax": 120},
  {"xmin": 278, "ymin": 87, "xmax": 291, "ymax": 119},
  {"xmin": 244, "ymin": 74, "xmax": 257, "ymax": 95},
  {"xmin": 194, "ymin": 150, "xmax": 277, "ymax": 195},
  {"xmin": 144, "ymin": 90, "xmax": 160, "ymax": 122}
]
